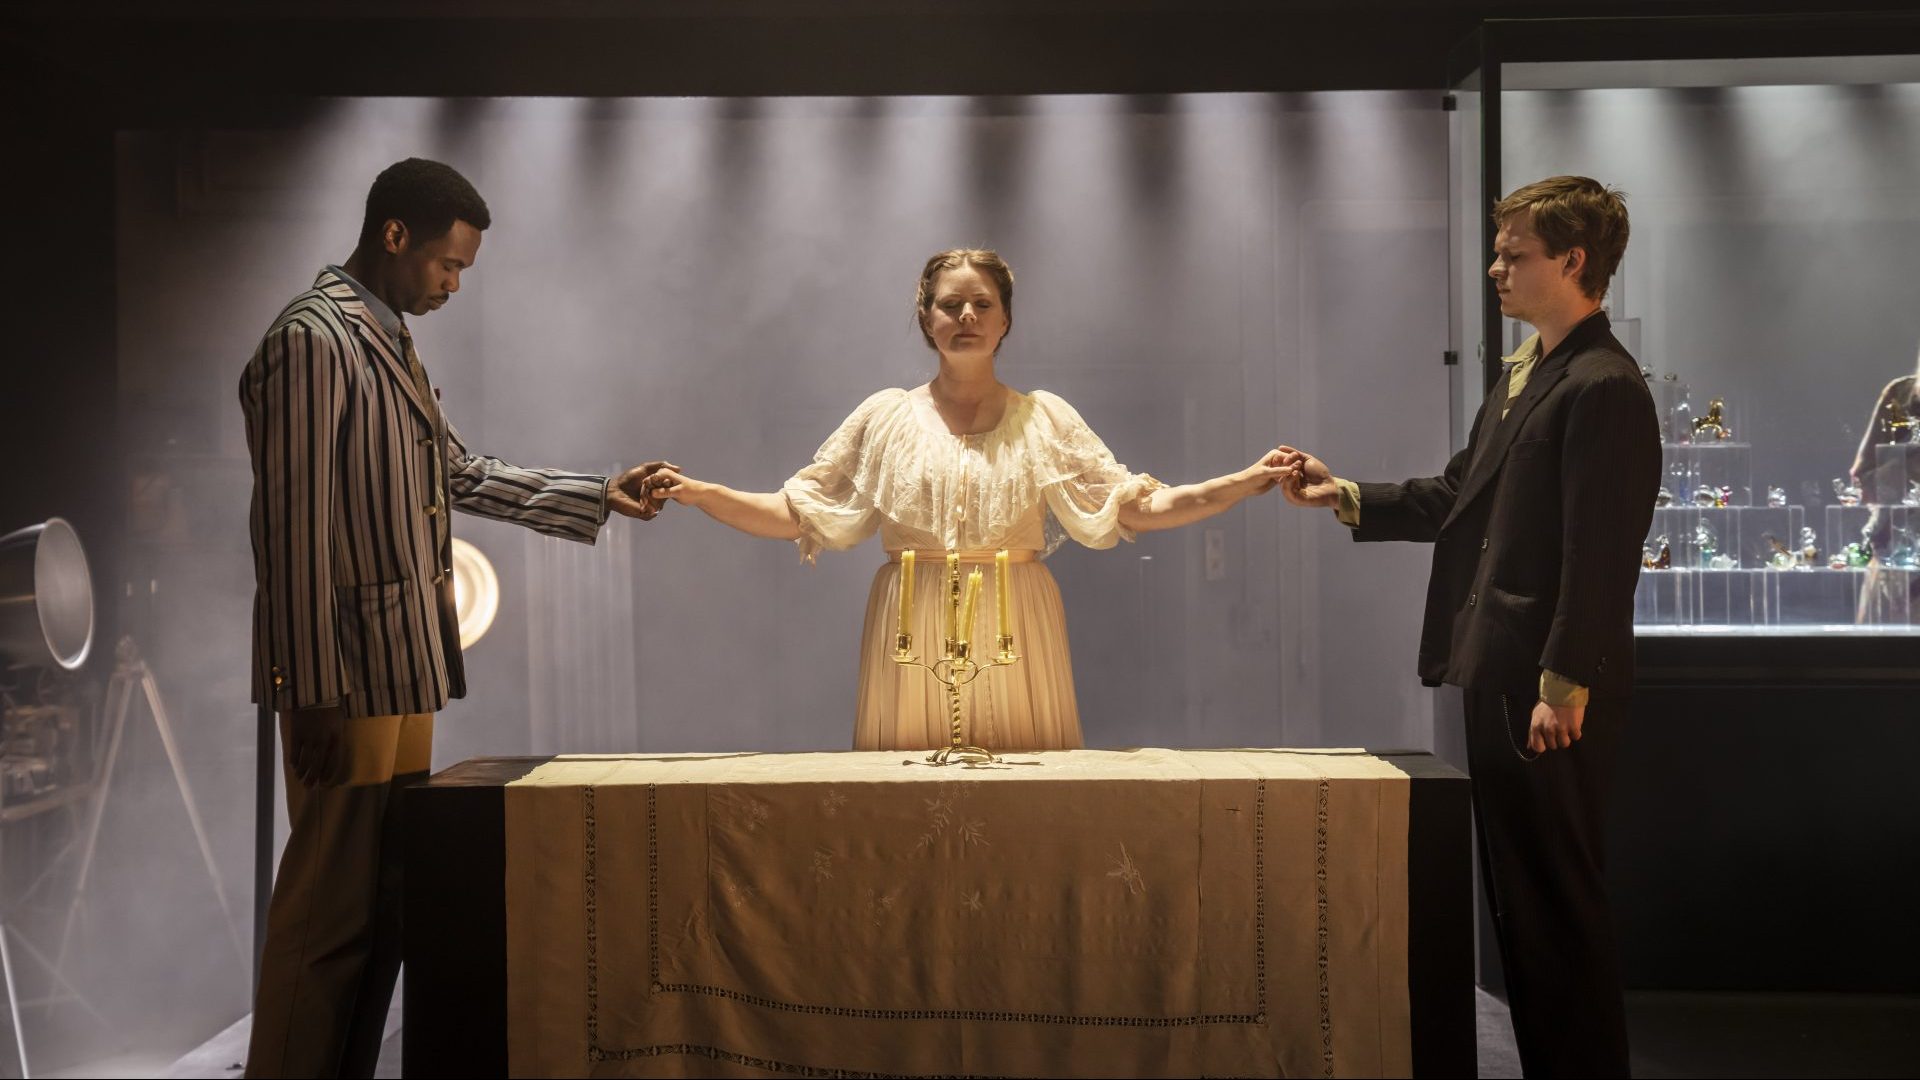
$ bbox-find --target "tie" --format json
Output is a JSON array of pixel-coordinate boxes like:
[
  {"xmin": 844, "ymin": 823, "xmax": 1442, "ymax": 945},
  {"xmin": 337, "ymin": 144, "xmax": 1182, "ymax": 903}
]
[
  {"xmin": 398, "ymin": 324, "xmax": 439, "ymax": 418},
  {"xmin": 399, "ymin": 324, "xmax": 450, "ymax": 522}
]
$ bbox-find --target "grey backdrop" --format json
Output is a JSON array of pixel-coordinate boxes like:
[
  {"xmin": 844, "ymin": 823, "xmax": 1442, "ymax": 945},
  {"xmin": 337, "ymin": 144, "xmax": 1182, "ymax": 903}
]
[{"xmin": 101, "ymin": 91, "xmax": 1454, "ymax": 1068}]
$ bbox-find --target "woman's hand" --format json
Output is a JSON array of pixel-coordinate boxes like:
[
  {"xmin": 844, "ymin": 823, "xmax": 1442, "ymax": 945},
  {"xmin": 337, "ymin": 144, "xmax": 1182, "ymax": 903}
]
[
  {"xmin": 639, "ymin": 465, "xmax": 715, "ymax": 509},
  {"xmin": 1236, "ymin": 448, "xmax": 1300, "ymax": 495}
]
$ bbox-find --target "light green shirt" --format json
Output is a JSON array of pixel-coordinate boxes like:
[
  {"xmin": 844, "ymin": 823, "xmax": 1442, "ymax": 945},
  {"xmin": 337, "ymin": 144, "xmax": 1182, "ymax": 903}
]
[
  {"xmin": 1501, "ymin": 332, "xmax": 1543, "ymax": 413},
  {"xmin": 1330, "ymin": 332, "xmax": 1586, "ymax": 707}
]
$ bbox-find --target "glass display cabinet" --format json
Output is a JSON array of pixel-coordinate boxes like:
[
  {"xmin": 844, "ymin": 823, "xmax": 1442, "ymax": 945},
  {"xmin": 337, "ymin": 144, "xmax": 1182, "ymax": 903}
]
[{"xmin": 1447, "ymin": 14, "xmax": 1920, "ymax": 639}]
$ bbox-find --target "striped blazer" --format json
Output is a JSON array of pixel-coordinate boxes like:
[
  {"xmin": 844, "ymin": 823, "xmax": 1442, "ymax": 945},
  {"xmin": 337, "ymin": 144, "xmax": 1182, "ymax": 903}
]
[{"xmin": 241, "ymin": 268, "xmax": 609, "ymax": 719}]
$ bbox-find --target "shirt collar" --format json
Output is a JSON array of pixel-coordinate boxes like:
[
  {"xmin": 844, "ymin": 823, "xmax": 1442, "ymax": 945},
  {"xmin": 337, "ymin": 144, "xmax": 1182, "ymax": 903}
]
[
  {"xmin": 1502, "ymin": 335, "xmax": 1541, "ymax": 372},
  {"xmin": 326, "ymin": 264, "xmax": 407, "ymax": 343},
  {"xmin": 1503, "ymin": 308, "xmax": 1610, "ymax": 372}
]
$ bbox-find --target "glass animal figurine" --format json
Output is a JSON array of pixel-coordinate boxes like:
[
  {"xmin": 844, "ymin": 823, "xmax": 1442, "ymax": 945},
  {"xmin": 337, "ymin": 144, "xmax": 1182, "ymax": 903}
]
[
  {"xmin": 1643, "ymin": 536, "xmax": 1671, "ymax": 570},
  {"xmin": 1691, "ymin": 397, "xmax": 1732, "ymax": 441}
]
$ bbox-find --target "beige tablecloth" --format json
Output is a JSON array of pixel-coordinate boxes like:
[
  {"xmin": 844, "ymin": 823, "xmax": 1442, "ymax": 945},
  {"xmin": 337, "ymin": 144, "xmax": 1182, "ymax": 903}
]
[{"xmin": 504, "ymin": 748, "xmax": 1438, "ymax": 1078}]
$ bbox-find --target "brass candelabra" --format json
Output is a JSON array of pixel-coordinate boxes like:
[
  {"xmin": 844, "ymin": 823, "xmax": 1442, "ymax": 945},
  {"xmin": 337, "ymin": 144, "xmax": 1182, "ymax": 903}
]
[{"xmin": 892, "ymin": 551, "xmax": 1019, "ymax": 766}]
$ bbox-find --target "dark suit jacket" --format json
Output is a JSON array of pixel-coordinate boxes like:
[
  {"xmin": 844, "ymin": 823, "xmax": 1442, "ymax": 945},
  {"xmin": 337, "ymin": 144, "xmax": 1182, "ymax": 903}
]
[{"xmin": 1352, "ymin": 311, "xmax": 1660, "ymax": 698}]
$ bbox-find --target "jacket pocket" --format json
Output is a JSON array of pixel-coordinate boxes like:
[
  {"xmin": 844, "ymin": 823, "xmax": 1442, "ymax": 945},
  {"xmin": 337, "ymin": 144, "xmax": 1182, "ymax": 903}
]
[
  {"xmin": 335, "ymin": 580, "xmax": 409, "ymax": 697},
  {"xmin": 1508, "ymin": 436, "xmax": 1552, "ymax": 461},
  {"xmin": 1482, "ymin": 583, "xmax": 1551, "ymax": 666}
]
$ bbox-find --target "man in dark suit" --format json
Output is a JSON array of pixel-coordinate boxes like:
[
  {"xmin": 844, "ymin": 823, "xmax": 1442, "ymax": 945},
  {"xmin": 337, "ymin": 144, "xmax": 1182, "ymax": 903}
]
[
  {"xmin": 1281, "ymin": 175, "xmax": 1659, "ymax": 1077},
  {"xmin": 240, "ymin": 158, "xmax": 671, "ymax": 1078}
]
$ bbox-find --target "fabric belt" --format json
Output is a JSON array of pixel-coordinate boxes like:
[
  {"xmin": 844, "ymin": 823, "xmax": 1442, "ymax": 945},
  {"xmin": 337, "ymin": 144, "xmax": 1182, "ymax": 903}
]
[{"xmin": 888, "ymin": 549, "xmax": 1038, "ymax": 564}]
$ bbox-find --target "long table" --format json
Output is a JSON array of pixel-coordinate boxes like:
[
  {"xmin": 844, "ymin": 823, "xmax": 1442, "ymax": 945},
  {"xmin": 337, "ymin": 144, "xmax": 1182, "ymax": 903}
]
[{"xmin": 405, "ymin": 749, "xmax": 1472, "ymax": 1077}]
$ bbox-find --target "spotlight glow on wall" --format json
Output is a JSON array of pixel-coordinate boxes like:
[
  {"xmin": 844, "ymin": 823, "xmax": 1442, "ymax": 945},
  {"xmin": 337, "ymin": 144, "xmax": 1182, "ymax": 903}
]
[{"xmin": 450, "ymin": 537, "xmax": 499, "ymax": 648}]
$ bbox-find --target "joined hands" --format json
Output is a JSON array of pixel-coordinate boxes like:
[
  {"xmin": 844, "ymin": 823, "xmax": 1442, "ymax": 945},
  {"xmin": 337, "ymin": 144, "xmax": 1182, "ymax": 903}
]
[
  {"xmin": 1244, "ymin": 448, "xmax": 1303, "ymax": 495},
  {"xmin": 627, "ymin": 464, "xmax": 709, "ymax": 509},
  {"xmin": 608, "ymin": 460, "xmax": 680, "ymax": 520},
  {"xmin": 1272, "ymin": 446, "xmax": 1341, "ymax": 508}
]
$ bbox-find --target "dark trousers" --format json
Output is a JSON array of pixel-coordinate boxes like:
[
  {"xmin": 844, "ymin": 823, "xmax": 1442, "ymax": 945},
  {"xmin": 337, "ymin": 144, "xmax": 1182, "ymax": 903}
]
[
  {"xmin": 245, "ymin": 713, "xmax": 433, "ymax": 1079},
  {"xmin": 1463, "ymin": 687, "xmax": 1631, "ymax": 1078}
]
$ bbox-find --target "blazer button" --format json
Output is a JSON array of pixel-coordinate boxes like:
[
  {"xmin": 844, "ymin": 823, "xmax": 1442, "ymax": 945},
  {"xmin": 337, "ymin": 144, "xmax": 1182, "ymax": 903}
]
[
  {"xmin": 1481, "ymin": 537, "xmax": 1490, "ymax": 551},
  {"xmin": 272, "ymin": 674, "xmax": 285, "ymax": 687},
  {"xmin": 424, "ymin": 504, "xmax": 440, "ymax": 516},
  {"xmin": 1467, "ymin": 593, "xmax": 1477, "ymax": 607}
]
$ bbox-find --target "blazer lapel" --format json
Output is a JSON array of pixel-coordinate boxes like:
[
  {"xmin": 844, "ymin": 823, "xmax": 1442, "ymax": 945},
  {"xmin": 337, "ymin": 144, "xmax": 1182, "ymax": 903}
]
[
  {"xmin": 1439, "ymin": 316, "xmax": 1604, "ymax": 530},
  {"xmin": 314, "ymin": 269, "xmax": 437, "ymax": 426},
  {"xmin": 1466, "ymin": 367, "xmax": 1514, "ymax": 473}
]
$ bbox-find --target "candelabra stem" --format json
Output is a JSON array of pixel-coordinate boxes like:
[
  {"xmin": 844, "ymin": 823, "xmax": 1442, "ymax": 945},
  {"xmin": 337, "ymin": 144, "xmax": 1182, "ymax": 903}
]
[
  {"xmin": 948, "ymin": 678, "xmax": 965, "ymax": 752},
  {"xmin": 922, "ymin": 659, "xmax": 996, "ymax": 766}
]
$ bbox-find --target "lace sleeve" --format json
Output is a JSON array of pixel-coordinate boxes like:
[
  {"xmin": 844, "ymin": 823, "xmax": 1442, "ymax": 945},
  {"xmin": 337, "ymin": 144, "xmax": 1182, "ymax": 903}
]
[
  {"xmin": 780, "ymin": 390, "xmax": 900, "ymax": 562},
  {"xmin": 783, "ymin": 460, "xmax": 881, "ymax": 563},
  {"xmin": 1028, "ymin": 391, "xmax": 1163, "ymax": 550}
]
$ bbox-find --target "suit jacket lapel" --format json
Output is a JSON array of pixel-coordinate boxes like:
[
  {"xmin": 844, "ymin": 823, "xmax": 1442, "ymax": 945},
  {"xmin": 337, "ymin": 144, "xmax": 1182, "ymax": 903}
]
[
  {"xmin": 1440, "ymin": 317, "xmax": 1604, "ymax": 530},
  {"xmin": 1466, "ymin": 368, "xmax": 1513, "ymax": 474},
  {"xmin": 314, "ymin": 269, "xmax": 438, "ymax": 426}
]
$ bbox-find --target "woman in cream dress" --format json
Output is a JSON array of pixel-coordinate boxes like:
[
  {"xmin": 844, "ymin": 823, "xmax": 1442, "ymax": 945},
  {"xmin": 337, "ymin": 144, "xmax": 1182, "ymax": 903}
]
[{"xmin": 644, "ymin": 249, "xmax": 1292, "ymax": 751}]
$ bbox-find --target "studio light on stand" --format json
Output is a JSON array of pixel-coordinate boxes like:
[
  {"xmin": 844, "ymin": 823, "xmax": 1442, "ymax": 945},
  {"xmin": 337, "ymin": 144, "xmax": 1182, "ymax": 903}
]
[
  {"xmin": 0, "ymin": 519, "xmax": 93, "ymax": 674},
  {"xmin": 0, "ymin": 518, "xmax": 97, "ymax": 1079},
  {"xmin": 1, "ymin": 519, "xmax": 240, "ymax": 1079}
]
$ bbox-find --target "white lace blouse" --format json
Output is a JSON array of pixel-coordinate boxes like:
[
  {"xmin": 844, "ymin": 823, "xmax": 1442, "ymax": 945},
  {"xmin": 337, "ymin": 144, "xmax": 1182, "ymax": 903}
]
[{"xmin": 782, "ymin": 387, "xmax": 1164, "ymax": 562}]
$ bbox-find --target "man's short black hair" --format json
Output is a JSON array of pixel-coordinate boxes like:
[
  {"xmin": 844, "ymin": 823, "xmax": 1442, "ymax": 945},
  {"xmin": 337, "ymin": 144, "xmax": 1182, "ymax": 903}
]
[{"xmin": 357, "ymin": 158, "xmax": 491, "ymax": 252}]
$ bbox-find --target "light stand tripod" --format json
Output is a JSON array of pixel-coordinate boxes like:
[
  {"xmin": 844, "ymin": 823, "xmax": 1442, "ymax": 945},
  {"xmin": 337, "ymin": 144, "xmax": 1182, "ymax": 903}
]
[
  {"xmin": 0, "ymin": 636, "xmax": 245, "ymax": 1078},
  {"xmin": 57, "ymin": 636, "xmax": 246, "ymax": 966}
]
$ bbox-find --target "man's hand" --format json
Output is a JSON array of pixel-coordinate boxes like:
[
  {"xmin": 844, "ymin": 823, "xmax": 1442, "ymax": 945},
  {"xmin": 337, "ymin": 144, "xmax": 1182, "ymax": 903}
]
[
  {"xmin": 287, "ymin": 705, "xmax": 349, "ymax": 788},
  {"xmin": 1528, "ymin": 699, "xmax": 1586, "ymax": 754},
  {"xmin": 609, "ymin": 460, "xmax": 678, "ymax": 520},
  {"xmin": 1275, "ymin": 445, "xmax": 1341, "ymax": 508}
]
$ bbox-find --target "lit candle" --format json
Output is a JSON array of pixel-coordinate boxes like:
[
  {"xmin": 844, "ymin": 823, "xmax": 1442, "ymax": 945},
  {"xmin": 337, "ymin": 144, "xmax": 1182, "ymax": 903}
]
[
  {"xmin": 897, "ymin": 550, "xmax": 915, "ymax": 645},
  {"xmin": 959, "ymin": 568, "xmax": 983, "ymax": 648},
  {"xmin": 945, "ymin": 550, "xmax": 961, "ymax": 647},
  {"xmin": 994, "ymin": 549, "xmax": 1010, "ymax": 641}
]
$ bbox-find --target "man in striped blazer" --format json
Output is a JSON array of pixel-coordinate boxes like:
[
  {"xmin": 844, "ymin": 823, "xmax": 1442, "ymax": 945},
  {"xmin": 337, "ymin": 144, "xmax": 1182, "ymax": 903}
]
[{"xmin": 239, "ymin": 158, "xmax": 668, "ymax": 1078}]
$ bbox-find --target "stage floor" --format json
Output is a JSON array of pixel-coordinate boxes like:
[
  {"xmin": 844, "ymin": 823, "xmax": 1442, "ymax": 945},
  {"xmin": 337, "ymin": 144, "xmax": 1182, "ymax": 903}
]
[
  {"xmin": 166, "ymin": 987, "xmax": 1920, "ymax": 1079},
  {"xmin": 164, "ymin": 985, "xmax": 400, "ymax": 1080}
]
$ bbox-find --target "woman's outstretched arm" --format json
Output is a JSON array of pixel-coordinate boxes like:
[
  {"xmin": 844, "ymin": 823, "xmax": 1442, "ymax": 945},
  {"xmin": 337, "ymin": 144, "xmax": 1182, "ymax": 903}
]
[
  {"xmin": 1118, "ymin": 450, "xmax": 1294, "ymax": 533},
  {"xmin": 637, "ymin": 467, "xmax": 803, "ymax": 540}
]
